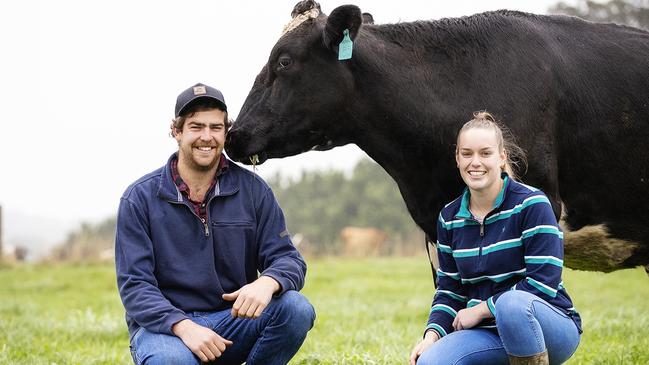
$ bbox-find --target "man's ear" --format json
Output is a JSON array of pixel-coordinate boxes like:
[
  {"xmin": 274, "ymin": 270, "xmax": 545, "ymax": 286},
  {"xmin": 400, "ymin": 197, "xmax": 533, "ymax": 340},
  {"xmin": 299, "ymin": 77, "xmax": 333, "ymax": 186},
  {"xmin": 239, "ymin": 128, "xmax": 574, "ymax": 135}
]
[
  {"xmin": 171, "ymin": 124, "xmax": 182, "ymax": 142},
  {"xmin": 323, "ymin": 5, "xmax": 362, "ymax": 52}
]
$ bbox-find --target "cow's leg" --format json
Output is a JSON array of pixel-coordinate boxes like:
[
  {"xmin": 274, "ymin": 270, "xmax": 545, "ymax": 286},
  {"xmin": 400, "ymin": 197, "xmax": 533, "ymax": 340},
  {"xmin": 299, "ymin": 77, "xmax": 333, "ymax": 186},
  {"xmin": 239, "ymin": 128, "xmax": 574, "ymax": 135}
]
[{"xmin": 426, "ymin": 235, "xmax": 439, "ymax": 287}]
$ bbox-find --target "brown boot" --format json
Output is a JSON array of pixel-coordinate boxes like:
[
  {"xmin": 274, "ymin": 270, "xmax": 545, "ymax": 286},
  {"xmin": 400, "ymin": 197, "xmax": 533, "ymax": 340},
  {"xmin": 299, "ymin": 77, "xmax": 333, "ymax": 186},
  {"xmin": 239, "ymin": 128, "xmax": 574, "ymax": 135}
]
[{"xmin": 508, "ymin": 350, "xmax": 549, "ymax": 365}]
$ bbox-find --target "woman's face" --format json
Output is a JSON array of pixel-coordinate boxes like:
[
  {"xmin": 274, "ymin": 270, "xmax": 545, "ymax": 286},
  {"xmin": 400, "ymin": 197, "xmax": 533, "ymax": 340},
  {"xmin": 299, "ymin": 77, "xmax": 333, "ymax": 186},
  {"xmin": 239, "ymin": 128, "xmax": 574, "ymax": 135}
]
[{"xmin": 456, "ymin": 127, "xmax": 507, "ymax": 195}]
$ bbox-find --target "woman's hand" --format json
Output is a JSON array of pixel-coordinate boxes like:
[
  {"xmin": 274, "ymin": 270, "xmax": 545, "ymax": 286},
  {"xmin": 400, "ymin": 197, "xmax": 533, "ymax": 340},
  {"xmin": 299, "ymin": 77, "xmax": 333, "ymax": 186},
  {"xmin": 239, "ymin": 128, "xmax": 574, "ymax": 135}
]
[
  {"xmin": 409, "ymin": 330, "xmax": 440, "ymax": 365},
  {"xmin": 452, "ymin": 302, "xmax": 493, "ymax": 331}
]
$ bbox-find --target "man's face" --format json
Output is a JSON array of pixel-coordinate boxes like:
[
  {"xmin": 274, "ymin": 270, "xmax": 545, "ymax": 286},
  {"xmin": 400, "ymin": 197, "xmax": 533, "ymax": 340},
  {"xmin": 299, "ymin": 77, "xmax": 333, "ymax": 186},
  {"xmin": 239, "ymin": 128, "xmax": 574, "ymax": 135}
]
[{"xmin": 175, "ymin": 109, "xmax": 227, "ymax": 172}]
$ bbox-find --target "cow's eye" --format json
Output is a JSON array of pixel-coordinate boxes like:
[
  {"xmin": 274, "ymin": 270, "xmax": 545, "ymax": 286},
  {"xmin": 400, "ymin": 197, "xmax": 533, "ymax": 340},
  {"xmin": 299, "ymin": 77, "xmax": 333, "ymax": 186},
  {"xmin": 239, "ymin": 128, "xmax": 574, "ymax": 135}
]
[{"xmin": 278, "ymin": 55, "xmax": 293, "ymax": 70}]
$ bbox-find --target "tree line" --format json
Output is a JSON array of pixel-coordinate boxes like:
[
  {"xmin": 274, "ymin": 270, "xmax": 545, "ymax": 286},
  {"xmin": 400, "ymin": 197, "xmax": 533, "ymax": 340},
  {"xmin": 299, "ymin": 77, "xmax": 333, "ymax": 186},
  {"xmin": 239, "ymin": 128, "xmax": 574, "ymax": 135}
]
[
  {"xmin": 267, "ymin": 158, "xmax": 422, "ymax": 255},
  {"xmin": 548, "ymin": 0, "xmax": 649, "ymax": 29}
]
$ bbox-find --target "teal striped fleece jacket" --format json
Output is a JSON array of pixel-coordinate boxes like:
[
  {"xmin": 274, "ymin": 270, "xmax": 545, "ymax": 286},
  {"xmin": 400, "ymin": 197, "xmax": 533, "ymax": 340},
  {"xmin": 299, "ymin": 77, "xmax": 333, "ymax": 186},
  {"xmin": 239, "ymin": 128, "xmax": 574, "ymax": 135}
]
[{"xmin": 426, "ymin": 175, "xmax": 582, "ymax": 338}]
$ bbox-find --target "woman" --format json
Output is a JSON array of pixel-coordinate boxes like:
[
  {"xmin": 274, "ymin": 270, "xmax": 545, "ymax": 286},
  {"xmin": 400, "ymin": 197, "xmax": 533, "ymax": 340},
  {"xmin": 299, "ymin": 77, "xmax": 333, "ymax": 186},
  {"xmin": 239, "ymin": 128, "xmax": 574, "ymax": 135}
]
[{"xmin": 410, "ymin": 112, "xmax": 582, "ymax": 365}]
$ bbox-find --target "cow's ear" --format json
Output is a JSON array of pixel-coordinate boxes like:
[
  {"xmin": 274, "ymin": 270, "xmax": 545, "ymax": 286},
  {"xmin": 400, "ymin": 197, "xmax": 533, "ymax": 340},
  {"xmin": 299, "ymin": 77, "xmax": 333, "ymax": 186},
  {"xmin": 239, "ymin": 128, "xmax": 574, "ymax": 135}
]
[
  {"xmin": 362, "ymin": 13, "xmax": 374, "ymax": 25},
  {"xmin": 323, "ymin": 5, "xmax": 362, "ymax": 51}
]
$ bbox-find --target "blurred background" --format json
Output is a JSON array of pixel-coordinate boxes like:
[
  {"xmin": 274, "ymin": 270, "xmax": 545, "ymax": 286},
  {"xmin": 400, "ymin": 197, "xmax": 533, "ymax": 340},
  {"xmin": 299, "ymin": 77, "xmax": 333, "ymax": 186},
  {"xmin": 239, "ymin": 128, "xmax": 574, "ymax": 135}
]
[{"xmin": 1, "ymin": 0, "xmax": 648, "ymax": 263}]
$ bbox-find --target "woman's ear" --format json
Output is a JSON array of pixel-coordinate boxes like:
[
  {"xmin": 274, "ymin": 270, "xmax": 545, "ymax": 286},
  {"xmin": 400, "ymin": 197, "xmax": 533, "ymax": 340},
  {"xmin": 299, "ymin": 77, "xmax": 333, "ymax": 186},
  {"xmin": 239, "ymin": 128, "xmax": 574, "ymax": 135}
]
[{"xmin": 500, "ymin": 149, "xmax": 508, "ymax": 171}]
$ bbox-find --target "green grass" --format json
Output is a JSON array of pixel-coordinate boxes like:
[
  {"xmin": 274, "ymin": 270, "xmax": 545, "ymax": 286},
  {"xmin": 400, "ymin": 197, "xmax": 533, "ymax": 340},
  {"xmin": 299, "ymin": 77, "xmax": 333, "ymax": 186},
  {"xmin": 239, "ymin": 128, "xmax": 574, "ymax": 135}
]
[{"xmin": 0, "ymin": 258, "xmax": 647, "ymax": 364}]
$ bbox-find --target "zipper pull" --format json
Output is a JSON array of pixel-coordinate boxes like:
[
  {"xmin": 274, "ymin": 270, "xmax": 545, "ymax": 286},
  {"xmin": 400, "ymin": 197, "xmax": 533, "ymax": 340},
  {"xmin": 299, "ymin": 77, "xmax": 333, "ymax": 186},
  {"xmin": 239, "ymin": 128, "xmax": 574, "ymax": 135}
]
[
  {"xmin": 480, "ymin": 223, "xmax": 484, "ymax": 237},
  {"xmin": 201, "ymin": 218, "xmax": 209, "ymax": 236}
]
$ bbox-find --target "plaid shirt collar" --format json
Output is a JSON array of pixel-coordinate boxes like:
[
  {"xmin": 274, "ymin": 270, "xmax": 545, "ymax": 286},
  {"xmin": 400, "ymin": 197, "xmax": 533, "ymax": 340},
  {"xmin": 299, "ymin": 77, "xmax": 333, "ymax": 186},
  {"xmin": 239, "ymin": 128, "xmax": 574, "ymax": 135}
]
[{"xmin": 170, "ymin": 154, "xmax": 229, "ymax": 204}]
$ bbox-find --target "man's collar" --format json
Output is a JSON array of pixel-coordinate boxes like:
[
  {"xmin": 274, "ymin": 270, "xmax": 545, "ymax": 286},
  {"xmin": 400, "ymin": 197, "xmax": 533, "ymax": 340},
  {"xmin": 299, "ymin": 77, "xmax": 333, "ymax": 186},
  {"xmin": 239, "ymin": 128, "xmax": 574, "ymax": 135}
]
[
  {"xmin": 158, "ymin": 152, "xmax": 231, "ymax": 202},
  {"xmin": 170, "ymin": 154, "xmax": 229, "ymax": 187}
]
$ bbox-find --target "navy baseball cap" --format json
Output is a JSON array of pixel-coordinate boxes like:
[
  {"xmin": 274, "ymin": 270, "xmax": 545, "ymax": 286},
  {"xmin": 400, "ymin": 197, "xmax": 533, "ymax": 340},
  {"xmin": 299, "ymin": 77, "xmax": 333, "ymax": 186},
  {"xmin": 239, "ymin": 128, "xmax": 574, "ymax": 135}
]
[{"xmin": 175, "ymin": 83, "xmax": 227, "ymax": 117}]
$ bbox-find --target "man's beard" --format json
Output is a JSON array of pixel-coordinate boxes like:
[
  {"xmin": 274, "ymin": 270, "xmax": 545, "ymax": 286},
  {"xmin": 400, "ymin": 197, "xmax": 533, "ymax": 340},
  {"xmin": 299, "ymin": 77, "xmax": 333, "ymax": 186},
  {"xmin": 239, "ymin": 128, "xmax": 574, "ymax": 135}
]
[{"xmin": 180, "ymin": 145, "xmax": 221, "ymax": 172}]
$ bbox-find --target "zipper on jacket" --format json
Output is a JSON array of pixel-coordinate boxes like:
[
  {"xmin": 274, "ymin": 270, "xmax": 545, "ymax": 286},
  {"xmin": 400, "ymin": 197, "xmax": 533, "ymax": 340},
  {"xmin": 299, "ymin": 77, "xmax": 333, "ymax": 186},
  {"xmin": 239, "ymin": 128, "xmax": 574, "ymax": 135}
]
[
  {"xmin": 202, "ymin": 193, "xmax": 220, "ymax": 237},
  {"xmin": 468, "ymin": 215, "xmax": 485, "ymax": 262},
  {"xmin": 170, "ymin": 200, "xmax": 211, "ymax": 237},
  {"xmin": 194, "ymin": 190, "xmax": 220, "ymax": 237},
  {"xmin": 201, "ymin": 218, "xmax": 209, "ymax": 236}
]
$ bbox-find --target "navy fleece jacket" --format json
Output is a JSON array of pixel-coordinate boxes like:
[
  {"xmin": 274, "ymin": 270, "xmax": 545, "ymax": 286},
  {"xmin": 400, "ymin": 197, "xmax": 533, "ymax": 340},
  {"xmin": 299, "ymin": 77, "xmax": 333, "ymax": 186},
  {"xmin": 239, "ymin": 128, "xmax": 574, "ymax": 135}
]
[{"xmin": 115, "ymin": 154, "xmax": 306, "ymax": 340}]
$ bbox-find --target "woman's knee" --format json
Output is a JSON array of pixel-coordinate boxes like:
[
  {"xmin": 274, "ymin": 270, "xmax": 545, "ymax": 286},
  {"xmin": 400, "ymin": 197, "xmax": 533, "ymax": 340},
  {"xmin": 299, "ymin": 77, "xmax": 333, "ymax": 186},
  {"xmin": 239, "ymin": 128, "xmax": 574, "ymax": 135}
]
[
  {"xmin": 417, "ymin": 343, "xmax": 441, "ymax": 365},
  {"xmin": 494, "ymin": 291, "xmax": 536, "ymax": 322}
]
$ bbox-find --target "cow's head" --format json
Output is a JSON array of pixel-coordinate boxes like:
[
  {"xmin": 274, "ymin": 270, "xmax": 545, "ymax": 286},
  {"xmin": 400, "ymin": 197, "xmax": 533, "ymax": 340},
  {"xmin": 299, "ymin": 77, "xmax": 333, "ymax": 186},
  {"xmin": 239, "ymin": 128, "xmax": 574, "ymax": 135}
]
[{"xmin": 226, "ymin": 0, "xmax": 365, "ymax": 164}]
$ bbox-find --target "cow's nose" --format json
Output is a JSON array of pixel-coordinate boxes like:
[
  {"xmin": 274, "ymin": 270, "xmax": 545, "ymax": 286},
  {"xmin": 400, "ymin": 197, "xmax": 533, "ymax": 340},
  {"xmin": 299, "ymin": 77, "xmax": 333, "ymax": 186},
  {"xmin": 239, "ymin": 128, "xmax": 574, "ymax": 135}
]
[
  {"xmin": 227, "ymin": 127, "xmax": 238, "ymax": 139},
  {"xmin": 225, "ymin": 128, "xmax": 250, "ymax": 158},
  {"xmin": 226, "ymin": 128, "xmax": 242, "ymax": 146}
]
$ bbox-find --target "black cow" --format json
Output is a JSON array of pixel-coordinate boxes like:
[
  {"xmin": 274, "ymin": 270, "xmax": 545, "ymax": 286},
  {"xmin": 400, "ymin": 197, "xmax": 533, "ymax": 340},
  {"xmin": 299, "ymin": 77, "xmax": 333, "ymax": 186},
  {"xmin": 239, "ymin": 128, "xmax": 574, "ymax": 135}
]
[{"xmin": 226, "ymin": 0, "xmax": 649, "ymax": 273}]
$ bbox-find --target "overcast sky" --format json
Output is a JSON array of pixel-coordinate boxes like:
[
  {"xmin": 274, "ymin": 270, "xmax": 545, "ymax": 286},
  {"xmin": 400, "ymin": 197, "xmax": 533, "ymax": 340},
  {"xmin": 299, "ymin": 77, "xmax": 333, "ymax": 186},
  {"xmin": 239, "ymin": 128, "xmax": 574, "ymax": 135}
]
[{"xmin": 1, "ymin": 0, "xmax": 562, "ymax": 250}]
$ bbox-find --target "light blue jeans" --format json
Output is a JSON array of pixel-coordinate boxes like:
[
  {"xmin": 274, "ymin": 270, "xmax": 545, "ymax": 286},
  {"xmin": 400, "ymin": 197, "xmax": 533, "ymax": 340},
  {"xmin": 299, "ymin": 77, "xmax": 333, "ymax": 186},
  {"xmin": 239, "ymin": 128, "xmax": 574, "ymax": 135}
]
[
  {"xmin": 129, "ymin": 291, "xmax": 315, "ymax": 365},
  {"xmin": 418, "ymin": 291, "xmax": 580, "ymax": 365}
]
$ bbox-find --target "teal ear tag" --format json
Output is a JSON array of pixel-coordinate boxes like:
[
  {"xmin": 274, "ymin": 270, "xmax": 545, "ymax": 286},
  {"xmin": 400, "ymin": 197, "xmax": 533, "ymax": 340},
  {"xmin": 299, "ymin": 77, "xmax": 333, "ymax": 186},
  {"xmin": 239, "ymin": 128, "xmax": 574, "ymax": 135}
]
[{"xmin": 338, "ymin": 29, "xmax": 353, "ymax": 60}]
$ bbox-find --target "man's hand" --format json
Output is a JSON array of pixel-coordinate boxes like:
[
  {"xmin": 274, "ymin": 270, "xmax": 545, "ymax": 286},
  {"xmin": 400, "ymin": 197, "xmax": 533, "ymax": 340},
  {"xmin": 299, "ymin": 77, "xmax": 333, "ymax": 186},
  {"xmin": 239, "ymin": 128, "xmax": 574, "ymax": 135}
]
[
  {"xmin": 452, "ymin": 302, "xmax": 493, "ymax": 331},
  {"xmin": 409, "ymin": 330, "xmax": 439, "ymax": 365},
  {"xmin": 222, "ymin": 275, "xmax": 280, "ymax": 319},
  {"xmin": 172, "ymin": 319, "xmax": 232, "ymax": 362}
]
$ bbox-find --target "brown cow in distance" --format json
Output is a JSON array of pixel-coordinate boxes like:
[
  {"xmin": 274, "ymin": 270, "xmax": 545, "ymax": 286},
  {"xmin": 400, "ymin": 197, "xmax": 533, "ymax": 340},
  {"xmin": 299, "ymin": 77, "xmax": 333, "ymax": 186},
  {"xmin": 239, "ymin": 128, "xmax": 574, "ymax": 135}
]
[{"xmin": 340, "ymin": 226, "xmax": 388, "ymax": 257}]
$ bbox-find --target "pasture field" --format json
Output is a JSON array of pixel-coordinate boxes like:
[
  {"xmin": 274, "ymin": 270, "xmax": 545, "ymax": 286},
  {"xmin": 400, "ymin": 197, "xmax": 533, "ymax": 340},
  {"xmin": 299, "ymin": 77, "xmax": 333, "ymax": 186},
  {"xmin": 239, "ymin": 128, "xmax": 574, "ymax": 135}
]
[{"xmin": 0, "ymin": 257, "xmax": 647, "ymax": 364}]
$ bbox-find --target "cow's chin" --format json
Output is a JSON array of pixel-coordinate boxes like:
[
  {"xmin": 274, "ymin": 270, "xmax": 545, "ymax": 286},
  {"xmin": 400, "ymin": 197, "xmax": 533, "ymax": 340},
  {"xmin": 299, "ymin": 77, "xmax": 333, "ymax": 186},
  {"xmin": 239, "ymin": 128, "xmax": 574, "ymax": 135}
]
[
  {"xmin": 242, "ymin": 137, "xmax": 336, "ymax": 165},
  {"xmin": 311, "ymin": 139, "xmax": 337, "ymax": 151},
  {"xmin": 236, "ymin": 151, "xmax": 269, "ymax": 165},
  {"xmin": 227, "ymin": 128, "xmax": 340, "ymax": 165}
]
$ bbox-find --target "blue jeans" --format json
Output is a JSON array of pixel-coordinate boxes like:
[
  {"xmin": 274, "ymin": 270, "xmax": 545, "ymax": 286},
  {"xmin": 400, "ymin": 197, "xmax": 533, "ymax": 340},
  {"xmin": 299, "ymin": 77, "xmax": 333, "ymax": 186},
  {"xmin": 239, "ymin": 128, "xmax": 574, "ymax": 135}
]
[
  {"xmin": 129, "ymin": 291, "xmax": 315, "ymax": 365},
  {"xmin": 418, "ymin": 291, "xmax": 580, "ymax": 365}
]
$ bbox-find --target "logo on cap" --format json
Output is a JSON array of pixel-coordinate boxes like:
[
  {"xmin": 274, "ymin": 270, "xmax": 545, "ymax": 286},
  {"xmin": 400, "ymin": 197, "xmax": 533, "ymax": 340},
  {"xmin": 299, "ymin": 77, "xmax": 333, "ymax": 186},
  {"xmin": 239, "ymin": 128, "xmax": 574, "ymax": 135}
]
[{"xmin": 193, "ymin": 86, "xmax": 207, "ymax": 95}]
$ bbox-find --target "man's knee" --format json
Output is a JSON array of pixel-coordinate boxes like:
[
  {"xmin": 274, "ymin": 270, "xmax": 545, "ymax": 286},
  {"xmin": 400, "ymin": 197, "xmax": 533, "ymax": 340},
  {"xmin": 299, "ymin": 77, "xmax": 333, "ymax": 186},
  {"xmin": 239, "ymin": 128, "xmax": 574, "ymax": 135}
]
[
  {"xmin": 131, "ymin": 330, "xmax": 199, "ymax": 365},
  {"xmin": 145, "ymin": 350, "xmax": 198, "ymax": 365},
  {"xmin": 273, "ymin": 291, "xmax": 316, "ymax": 331}
]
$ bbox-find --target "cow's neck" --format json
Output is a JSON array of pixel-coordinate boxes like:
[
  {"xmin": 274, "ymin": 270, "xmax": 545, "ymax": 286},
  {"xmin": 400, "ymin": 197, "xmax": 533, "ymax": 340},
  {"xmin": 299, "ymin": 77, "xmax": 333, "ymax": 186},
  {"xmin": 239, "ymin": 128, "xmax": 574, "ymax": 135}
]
[{"xmin": 340, "ymin": 25, "xmax": 472, "ymax": 234}]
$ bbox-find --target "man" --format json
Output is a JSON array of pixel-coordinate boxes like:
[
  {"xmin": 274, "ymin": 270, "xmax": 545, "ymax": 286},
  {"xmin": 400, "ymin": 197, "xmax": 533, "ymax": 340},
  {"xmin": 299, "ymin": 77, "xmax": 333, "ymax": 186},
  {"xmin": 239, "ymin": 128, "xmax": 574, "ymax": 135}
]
[{"xmin": 116, "ymin": 83, "xmax": 315, "ymax": 365}]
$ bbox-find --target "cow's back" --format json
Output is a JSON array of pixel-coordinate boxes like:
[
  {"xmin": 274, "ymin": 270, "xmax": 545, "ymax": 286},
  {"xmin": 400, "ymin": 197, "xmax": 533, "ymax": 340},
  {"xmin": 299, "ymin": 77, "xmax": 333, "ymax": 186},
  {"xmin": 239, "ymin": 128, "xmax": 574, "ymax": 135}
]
[{"xmin": 425, "ymin": 12, "xmax": 649, "ymax": 243}]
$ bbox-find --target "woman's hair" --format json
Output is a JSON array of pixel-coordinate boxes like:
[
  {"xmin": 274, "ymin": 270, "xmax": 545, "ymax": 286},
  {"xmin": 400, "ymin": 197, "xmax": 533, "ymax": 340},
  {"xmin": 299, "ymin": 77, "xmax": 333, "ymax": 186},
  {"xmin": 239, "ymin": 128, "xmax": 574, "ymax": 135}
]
[
  {"xmin": 456, "ymin": 111, "xmax": 528, "ymax": 181},
  {"xmin": 169, "ymin": 99, "xmax": 232, "ymax": 138}
]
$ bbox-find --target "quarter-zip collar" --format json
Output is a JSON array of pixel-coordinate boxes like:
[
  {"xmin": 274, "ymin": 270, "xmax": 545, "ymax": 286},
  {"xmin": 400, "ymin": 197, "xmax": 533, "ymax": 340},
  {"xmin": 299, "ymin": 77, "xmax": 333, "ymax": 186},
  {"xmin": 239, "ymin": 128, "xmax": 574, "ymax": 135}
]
[
  {"xmin": 456, "ymin": 173, "xmax": 510, "ymax": 219},
  {"xmin": 157, "ymin": 152, "xmax": 239, "ymax": 203}
]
